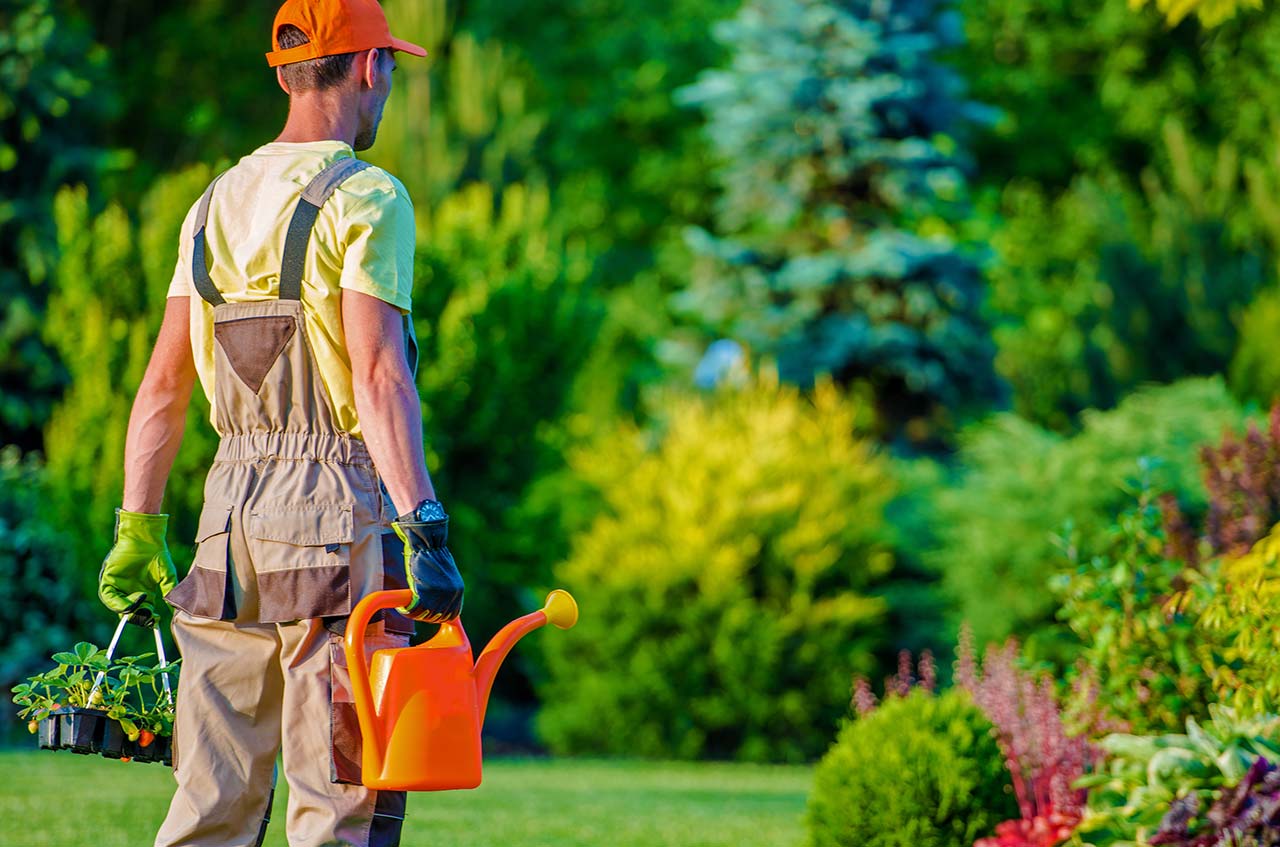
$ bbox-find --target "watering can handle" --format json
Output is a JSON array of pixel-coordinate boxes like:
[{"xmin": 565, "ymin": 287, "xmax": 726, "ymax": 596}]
[{"xmin": 344, "ymin": 589, "xmax": 413, "ymax": 746}]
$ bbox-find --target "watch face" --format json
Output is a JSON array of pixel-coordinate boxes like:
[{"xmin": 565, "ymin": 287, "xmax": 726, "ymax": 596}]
[{"xmin": 416, "ymin": 499, "xmax": 448, "ymax": 522}]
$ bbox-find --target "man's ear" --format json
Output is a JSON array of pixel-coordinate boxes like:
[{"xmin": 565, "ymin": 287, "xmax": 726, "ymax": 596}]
[
  {"xmin": 359, "ymin": 47, "xmax": 380, "ymax": 89},
  {"xmin": 276, "ymin": 66, "xmax": 291, "ymax": 96}
]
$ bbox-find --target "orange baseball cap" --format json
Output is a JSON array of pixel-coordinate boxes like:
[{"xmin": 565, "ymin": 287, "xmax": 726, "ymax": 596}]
[{"xmin": 265, "ymin": 0, "xmax": 428, "ymax": 67}]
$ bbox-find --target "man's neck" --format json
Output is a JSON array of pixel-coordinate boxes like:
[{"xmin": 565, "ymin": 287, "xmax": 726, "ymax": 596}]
[{"xmin": 274, "ymin": 91, "xmax": 359, "ymax": 148}]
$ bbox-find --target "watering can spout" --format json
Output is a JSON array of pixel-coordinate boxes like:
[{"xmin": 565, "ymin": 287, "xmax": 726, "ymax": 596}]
[{"xmin": 474, "ymin": 590, "xmax": 579, "ymax": 726}]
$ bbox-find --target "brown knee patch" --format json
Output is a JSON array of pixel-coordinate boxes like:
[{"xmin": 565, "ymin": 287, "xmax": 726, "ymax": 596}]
[{"xmin": 214, "ymin": 315, "xmax": 296, "ymax": 394}]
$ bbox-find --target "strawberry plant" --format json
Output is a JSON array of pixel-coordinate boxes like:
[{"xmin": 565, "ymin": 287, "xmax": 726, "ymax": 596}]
[{"xmin": 10, "ymin": 640, "xmax": 180, "ymax": 764}]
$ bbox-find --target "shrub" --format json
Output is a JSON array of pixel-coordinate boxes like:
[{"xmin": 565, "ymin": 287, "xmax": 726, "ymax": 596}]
[
  {"xmin": 410, "ymin": 179, "xmax": 596, "ymax": 655},
  {"xmin": 806, "ymin": 689, "xmax": 1017, "ymax": 847},
  {"xmin": 672, "ymin": 0, "xmax": 999, "ymax": 442},
  {"xmin": 1072, "ymin": 707, "xmax": 1280, "ymax": 846},
  {"xmin": 0, "ymin": 0, "xmax": 118, "ymax": 449},
  {"xmin": 1052, "ymin": 486, "xmax": 1218, "ymax": 734},
  {"xmin": 919, "ymin": 377, "xmax": 1247, "ymax": 656},
  {"xmin": 1197, "ymin": 525, "xmax": 1280, "ymax": 714},
  {"xmin": 0, "ymin": 446, "xmax": 102, "ymax": 740},
  {"xmin": 1228, "ymin": 287, "xmax": 1280, "ymax": 409},
  {"xmin": 537, "ymin": 372, "xmax": 896, "ymax": 762}
]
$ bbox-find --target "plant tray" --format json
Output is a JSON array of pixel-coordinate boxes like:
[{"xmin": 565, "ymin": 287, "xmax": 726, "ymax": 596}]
[{"xmin": 38, "ymin": 708, "xmax": 171, "ymax": 766}]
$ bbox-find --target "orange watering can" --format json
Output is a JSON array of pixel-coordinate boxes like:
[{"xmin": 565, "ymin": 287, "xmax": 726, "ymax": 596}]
[{"xmin": 343, "ymin": 588, "xmax": 578, "ymax": 791}]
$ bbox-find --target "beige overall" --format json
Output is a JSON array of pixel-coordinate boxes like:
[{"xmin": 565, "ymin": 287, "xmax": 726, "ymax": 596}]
[{"xmin": 157, "ymin": 158, "xmax": 416, "ymax": 847}]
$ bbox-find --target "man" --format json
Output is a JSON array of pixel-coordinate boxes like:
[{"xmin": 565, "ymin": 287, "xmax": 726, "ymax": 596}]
[{"xmin": 95, "ymin": 1, "xmax": 463, "ymax": 844}]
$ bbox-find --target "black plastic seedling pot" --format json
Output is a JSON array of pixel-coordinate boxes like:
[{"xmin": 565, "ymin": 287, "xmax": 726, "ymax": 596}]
[
  {"xmin": 58, "ymin": 708, "xmax": 106, "ymax": 754},
  {"xmin": 37, "ymin": 714, "xmax": 59, "ymax": 750},
  {"xmin": 38, "ymin": 708, "xmax": 171, "ymax": 766},
  {"xmin": 129, "ymin": 733, "xmax": 170, "ymax": 764}
]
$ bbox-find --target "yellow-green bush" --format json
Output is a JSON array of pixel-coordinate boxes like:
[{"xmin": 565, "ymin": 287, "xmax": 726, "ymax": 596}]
[
  {"xmin": 1229, "ymin": 286, "xmax": 1280, "ymax": 407},
  {"xmin": 536, "ymin": 373, "xmax": 895, "ymax": 762},
  {"xmin": 806, "ymin": 690, "xmax": 1016, "ymax": 847},
  {"xmin": 1197, "ymin": 524, "xmax": 1280, "ymax": 713}
]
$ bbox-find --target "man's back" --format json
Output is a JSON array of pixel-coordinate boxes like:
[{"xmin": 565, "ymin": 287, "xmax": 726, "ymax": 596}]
[{"xmin": 168, "ymin": 138, "xmax": 417, "ymax": 437}]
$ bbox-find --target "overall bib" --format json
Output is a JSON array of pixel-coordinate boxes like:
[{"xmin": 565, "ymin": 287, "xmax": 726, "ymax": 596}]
[{"xmin": 157, "ymin": 158, "xmax": 415, "ymax": 847}]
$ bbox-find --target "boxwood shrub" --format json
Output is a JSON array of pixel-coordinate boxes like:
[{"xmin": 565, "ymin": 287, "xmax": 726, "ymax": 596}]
[{"xmin": 806, "ymin": 689, "xmax": 1016, "ymax": 847}]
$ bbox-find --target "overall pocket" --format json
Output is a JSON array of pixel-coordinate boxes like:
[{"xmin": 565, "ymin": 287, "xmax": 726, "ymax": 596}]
[
  {"xmin": 166, "ymin": 503, "xmax": 234, "ymax": 620},
  {"xmin": 246, "ymin": 502, "xmax": 355, "ymax": 622}
]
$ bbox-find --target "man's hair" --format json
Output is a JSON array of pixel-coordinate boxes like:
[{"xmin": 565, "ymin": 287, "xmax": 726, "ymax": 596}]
[{"xmin": 276, "ymin": 24, "xmax": 357, "ymax": 92}]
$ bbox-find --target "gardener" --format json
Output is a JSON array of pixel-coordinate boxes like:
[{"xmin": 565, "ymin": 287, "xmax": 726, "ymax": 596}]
[{"xmin": 94, "ymin": 0, "xmax": 462, "ymax": 844}]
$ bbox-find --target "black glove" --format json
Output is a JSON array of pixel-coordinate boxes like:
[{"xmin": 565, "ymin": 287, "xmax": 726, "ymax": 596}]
[{"xmin": 391, "ymin": 501, "xmax": 464, "ymax": 623}]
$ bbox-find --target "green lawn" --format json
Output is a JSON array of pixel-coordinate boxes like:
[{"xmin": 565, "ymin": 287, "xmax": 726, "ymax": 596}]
[{"xmin": 0, "ymin": 750, "xmax": 812, "ymax": 846}]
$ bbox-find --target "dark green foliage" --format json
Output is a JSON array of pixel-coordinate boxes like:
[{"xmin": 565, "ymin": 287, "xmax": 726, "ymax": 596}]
[
  {"xmin": 982, "ymin": 139, "xmax": 1269, "ymax": 431},
  {"xmin": 70, "ymin": 1, "xmax": 276, "ymax": 194},
  {"xmin": 1054, "ymin": 488, "xmax": 1217, "ymax": 734},
  {"xmin": 461, "ymin": 0, "xmax": 739, "ymax": 282},
  {"xmin": 806, "ymin": 690, "xmax": 1017, "ymax": 847},
  {"xmin": 954, "ymin": 0, "xmax": 1187, "ymax": 190},
  {"xmin": 0, "ymin": 0, "xmax": 121, "ymax": 449},
  {"xmin": 956, "ymin": 0, "xmax": 1280, "ymax": 428},
  {"xmin": 0, "ymin": 447, "xmax": 106, "ymax": 741},
  {"xmin": 455, "ymin": 0, "xmax": 741, "ymax": 430},
  {"xmin": 673, "ymin": 0, "xmax": 999, "ymax": 440},
  {"xmin": 409, "ymin": 181, "xmax": 597, "ymax": 674},
  {"xmin": 1230, "ymin": 287, "xmax": 1280, "ymax": 408},
  {"xmin": 918, "ymin": 378, "xmax": 1247, "ymax": 657}
]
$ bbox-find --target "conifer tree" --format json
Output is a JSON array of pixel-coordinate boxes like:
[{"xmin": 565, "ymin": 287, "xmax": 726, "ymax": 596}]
[{"xmin": 675, "ymin": 0, "xmax": 999, "ymax": 439}]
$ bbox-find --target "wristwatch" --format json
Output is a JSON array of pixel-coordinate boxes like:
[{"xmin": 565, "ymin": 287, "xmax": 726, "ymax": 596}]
[{"xmin": 395, "ymin": 498, "xmax": 448, "ymax": 524}]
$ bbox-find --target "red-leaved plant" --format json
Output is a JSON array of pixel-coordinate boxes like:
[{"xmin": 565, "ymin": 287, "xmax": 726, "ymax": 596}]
[
  {"xmin": 956, "ymin": 626, "xmax": 1097, "ymax": 847},
  {"xmin": 851, "ymin": 648, "xmax": 937, "ymax": 716}
]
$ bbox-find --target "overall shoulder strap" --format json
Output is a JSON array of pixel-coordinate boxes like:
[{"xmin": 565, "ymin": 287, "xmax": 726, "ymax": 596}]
[
  {"xmin": 191, "ymin": 173, "xmax": 227, "ymax": 307},
  {"xmin": 278, "ymin": 157, "xmax": 374, "ymax": 302}
]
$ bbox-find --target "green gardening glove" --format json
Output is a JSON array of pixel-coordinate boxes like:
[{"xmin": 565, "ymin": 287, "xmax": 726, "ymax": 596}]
[{"xmin": 98, "ymin": 509, "xmax": 179, "ymax": 628}]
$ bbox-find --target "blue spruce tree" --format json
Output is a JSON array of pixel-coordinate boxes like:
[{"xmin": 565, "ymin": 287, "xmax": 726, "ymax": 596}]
[{"xmin": 674, "ymin": 0, "xmax": 999, "ymax": 440}]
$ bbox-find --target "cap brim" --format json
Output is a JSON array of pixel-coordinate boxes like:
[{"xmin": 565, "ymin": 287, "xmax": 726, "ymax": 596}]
[{"xmin": 389, "ymin": 36, "xmax": 428, "ymax": 57}]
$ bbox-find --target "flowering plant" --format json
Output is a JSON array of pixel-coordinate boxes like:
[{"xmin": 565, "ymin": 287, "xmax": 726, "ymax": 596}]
[{"xmin": 957, "ymin": 629, "xmax": 1097, "ymax": 847}]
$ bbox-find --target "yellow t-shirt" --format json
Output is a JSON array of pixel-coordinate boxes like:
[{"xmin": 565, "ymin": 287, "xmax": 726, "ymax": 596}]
[{"xmin": 167, "ymin": 140, "xmax": 416, "ymax": 438}]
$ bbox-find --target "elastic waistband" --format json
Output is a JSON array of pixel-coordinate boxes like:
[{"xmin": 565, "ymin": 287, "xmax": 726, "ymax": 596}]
[{"xmin": 214, "ymin": 431, "xmax": 372, "ymax": 465}]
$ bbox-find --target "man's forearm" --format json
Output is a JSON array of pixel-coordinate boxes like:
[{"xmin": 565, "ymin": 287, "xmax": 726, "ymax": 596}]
[
  {"xmin": 122, "ymin": 377, "xmax": 192, "ymax": 513},
  {"xmin": 353, "ymin": 371, "xmax": 436, "ymax": 517}
]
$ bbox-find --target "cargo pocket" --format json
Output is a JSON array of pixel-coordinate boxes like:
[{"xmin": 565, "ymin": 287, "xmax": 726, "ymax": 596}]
[
  {"xmin": 165, "ymin": 503, "xmax": 234, "ymax": 620},
  {"xmin": 328, "ymin": 623, "xmax": 410, "ymax": 785},
  {"xmin": 247, "ymin": 502, "xmax": 354, "ymax": 622}
]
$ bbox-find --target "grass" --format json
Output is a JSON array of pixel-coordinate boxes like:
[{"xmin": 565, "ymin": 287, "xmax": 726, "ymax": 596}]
[{"xmin": 0, "ymin": 750, "xmax": 812, "ymax": 846}]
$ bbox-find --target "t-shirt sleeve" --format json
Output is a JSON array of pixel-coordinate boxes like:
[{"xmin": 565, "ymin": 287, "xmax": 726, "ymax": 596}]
[
  {"xmin": 338, "ymin": 183, "xmax": 415, "ymax": 312},
  {"xmin": 166, "ymin": 198, "xmax": 200, "ymax": 299}
]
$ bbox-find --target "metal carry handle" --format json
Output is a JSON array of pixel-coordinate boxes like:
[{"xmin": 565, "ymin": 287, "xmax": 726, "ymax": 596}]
[{"xmin": 87, "ymin": 617, "xmax": 173, "ymax": 707}]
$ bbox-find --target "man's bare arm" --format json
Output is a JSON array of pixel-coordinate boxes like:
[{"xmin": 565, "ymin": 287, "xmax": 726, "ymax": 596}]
[
  {"xmin": 121, "ymin": 296, "xmax": 198, "ymax": 513},
  {"xmin": 344, "ymin": 288, "xmax": 436, "ymax": 516}
]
